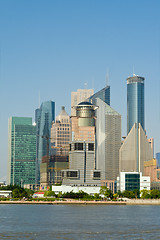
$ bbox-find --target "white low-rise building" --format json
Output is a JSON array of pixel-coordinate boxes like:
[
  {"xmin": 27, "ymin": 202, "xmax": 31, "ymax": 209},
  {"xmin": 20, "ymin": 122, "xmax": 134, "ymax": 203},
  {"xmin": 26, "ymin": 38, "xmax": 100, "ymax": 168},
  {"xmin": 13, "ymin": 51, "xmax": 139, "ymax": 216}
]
[
  {"xmin": 117, "ymin": 172, "xmax": 150, "ymax": 192},
  {"xmin": 0, "ymin": 190, "xmax": 12, "ymax": 197},
  {"xmin": 52, "ymin": 185, "xmax": 100, "ymax": 195}
]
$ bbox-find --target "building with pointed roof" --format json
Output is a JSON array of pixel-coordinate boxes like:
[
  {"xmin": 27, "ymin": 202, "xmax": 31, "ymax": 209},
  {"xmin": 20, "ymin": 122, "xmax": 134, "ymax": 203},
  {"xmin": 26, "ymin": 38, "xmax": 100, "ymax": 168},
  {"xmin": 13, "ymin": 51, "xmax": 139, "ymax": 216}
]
[
  {"xmin": 119, "ymin": 123, "xmax": 153, "ymax": 174},
  {"xmin": 93, "ymin": 97, "xmax": 121, "ymax": 180}
]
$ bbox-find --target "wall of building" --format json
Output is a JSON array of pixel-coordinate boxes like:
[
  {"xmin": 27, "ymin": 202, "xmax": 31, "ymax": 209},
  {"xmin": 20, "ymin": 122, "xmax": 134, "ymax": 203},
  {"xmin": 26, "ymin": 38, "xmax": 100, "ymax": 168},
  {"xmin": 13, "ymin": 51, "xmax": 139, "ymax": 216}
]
[
  {"xmin": 95, "ymin": 98, "xmax": 121, "ymax": 180},
  {"xmin": 52, "ymin": 185, "xmax": 100, "ymax": 195},
  {"xmin": 62, "ymin": 141, "xmax": 101, "ymax": 186},
  {"xmin": 8, "ymin": 117, "xmax": 36, "ymax": 186},
  {"xmin": 119, "ymin": 123, "xmax": 153, "ymax": 174}
]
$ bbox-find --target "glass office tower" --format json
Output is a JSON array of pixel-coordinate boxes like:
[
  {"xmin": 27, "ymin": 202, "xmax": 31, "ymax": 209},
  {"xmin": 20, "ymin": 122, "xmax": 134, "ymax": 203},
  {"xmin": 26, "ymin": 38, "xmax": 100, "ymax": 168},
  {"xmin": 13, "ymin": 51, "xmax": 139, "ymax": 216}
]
[
  {"xmin": 127, "ymin": 75, "xmax": 145, "ymax": 134},
  {"xmin": 88, "ymin": 85, "xmax": 110, "ymax": 106},
  {"xmin": 35, "ymin": 101, "xmax": 55, "ymax": 184},
  {"xmin": 7, "ymin": 117, "xmax": 36, "ymax": 186},
  {"xmin": 156, "ymin": 152, "xmax": 160, "ymax": 168}
]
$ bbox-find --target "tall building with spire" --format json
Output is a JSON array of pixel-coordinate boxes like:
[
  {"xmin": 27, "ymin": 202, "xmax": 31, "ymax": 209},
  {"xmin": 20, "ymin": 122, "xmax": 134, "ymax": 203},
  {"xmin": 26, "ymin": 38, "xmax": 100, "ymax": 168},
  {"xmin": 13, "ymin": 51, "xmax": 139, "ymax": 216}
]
[{"xmin": 127, "ymin": 75, "xmax": 145, "ymax": 134}]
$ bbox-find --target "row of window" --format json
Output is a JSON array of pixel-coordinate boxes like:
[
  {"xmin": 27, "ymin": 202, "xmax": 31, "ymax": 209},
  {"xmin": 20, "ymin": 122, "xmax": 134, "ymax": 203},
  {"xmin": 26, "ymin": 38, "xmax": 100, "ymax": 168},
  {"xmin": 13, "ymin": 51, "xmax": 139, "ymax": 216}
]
[
  {"xmin": 69, "ymin": 143, "xmax": 94, "ymax": 151},
  {"xmin": 62, "ymin": 171, "xmax": 101, "ymax": 179}
]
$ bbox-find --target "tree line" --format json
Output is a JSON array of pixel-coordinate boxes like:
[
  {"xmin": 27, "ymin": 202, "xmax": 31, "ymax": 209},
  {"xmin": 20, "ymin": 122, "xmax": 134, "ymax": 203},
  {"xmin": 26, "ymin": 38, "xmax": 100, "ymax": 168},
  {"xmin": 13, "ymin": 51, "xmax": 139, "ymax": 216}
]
[{"xmin": 1, "ymin": 185, "xmax": 160, "ymax": 200}]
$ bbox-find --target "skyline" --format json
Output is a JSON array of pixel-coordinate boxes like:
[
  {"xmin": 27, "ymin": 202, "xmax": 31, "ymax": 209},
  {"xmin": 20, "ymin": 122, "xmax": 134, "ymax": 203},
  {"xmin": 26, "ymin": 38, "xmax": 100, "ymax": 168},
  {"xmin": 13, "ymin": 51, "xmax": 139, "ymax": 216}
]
[{"xmin": 0, "ymin": 0, "xmax": 160, "ymax": 179}]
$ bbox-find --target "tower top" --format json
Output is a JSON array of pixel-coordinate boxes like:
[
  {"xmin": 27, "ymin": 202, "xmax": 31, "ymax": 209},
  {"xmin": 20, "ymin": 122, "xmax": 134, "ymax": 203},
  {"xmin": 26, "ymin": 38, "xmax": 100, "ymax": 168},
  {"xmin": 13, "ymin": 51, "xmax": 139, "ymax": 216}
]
[{"xmin": 127, "ymin": 75, "xmax": 145, "ymax": 84}]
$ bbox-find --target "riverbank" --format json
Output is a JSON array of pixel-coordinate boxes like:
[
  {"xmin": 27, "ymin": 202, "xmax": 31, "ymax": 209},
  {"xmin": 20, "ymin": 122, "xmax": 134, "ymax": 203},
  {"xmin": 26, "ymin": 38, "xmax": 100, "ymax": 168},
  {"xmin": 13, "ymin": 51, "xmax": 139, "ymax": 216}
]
[{"xmin": 0, "ymin": 199, "xmax": 160, "ymax": 205}]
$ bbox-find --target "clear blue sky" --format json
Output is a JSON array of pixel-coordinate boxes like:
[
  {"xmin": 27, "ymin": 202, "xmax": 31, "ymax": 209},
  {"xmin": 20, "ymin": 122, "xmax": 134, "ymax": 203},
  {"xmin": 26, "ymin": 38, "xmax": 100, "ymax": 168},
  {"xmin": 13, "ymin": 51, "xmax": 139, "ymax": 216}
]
[{"xmin": 0, "ymin": 0, "xmax": 160, "ymax": 180}]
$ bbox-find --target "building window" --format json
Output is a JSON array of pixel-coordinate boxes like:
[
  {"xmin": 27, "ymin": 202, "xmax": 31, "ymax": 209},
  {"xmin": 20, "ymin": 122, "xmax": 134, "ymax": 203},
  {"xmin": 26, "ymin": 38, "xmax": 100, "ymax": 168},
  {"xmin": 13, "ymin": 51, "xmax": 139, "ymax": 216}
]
[
  {"xmin": 93, "ymin": 171, "xmax": 101, "ymax": 179},
  {"xmin": 74, "ymin": 143, "xmax": 83, "ymax": 150},
  {"xmin": 125, "ymin": 174, "xmax": 140, "ymax": 191},
  {"xmin": 88, "ymin": 143, "xmax": 94, "ymax": 151},
  {"xmin": 69, "ymin": 144, "xmax": 72, "ymax": 151},
  {"xmin": 67, "ymin": 171, "xmax": 78, "ymax": 178}
]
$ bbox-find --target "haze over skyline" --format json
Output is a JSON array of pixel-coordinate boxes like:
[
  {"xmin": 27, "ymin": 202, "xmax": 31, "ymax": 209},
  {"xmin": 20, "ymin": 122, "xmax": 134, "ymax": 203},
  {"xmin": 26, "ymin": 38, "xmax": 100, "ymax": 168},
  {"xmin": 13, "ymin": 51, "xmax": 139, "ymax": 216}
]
[{"xmin": 0, "ymin": 0, "xmax": 160, "ymax": 180}]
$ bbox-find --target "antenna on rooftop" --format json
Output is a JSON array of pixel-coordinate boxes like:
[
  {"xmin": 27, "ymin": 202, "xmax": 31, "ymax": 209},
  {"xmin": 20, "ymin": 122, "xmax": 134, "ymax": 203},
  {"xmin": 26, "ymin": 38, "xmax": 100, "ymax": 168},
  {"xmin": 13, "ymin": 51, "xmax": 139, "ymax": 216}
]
[
  {"xmin": 38, "ymin": 90, "xmax": 40, "ymax": 108},
  {"xmin": 106, "ymin": 69, "xmax": 109, "ymax": 86},
  {"xmin": 133, "ymin": 65, "xmax": 135, "ymax": 76}
]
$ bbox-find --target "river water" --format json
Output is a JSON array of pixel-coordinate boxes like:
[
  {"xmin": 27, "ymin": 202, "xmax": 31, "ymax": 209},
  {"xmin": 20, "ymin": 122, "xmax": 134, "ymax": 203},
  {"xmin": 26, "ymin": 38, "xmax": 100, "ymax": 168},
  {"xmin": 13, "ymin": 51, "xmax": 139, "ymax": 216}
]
[{"xmin": 0, "ymin": 204, "xmax": 159, "ymax": 239}]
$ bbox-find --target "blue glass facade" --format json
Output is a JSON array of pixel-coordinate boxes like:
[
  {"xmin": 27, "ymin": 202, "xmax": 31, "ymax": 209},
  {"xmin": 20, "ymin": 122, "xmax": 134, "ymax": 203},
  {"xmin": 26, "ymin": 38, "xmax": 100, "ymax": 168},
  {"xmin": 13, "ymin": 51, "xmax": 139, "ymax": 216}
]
[
  {"xmin": 35, "ymin": 101, "xmax": 55, "ymax": 183},
  {"xmin": 127, "ymin": 76, "xmax": 145, "ymax": 134},
  {"xmin": 88, "ymin": 85, "xmax": 110, "ymax": 105},
  {"xmin": 8, "ymin": 117, "xmax": 36, "ymax": 186},
  {"xmin": 156, "ymin": 152, "xmax": 160, "ymax": 168}
]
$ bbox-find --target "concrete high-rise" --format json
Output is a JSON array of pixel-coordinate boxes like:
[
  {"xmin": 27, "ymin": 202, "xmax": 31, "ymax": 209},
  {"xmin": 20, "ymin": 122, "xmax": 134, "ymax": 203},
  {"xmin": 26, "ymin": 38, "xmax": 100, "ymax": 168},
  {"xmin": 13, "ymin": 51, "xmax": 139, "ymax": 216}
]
[
  {"xmin": 35, "ymin": 101, "xmax": 55, "ymax": 185},
  {"xmin": 127, "ymin": 75, "xmax": 145, "ymax": 134},
  {"xmin": 88, "ymin": 84, "xmax": 121, "ymax": 181},
  {"xmin": 71, "ymin": 89, "xmax": 94, "ymax": 116},
  {"xmin": 50, "ymin": 106, "xmax": 71, "ymax": 184},
  {"xmin": 62, "ymin": 101, "xmax": 101, "ymax": 186},
  {"xmin": 7, "ymin": 117, "xmax": 36, "ymax": 186},
  {"xmin": 95, "ymin": 98, "xmax": 121, "ymax": 180}
]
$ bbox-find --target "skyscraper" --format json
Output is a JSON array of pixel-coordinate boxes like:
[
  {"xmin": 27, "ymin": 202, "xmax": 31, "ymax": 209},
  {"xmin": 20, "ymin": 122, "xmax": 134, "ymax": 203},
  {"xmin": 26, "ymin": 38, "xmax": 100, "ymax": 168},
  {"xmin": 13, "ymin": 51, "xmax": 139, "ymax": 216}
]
[
  {"xmin": 88, "ymin": 84, "xmax": 121, "ymax": 181},
  {"xmin": 50, "ymin": 106, "xmax": 71, "ymax": 184},
  {"xmin": 127, "ymin": 74, "xmax": 145, "ymax": 134},
  {"xmin": 7, "ymin": 117, "xmax": 36, "ymax": 186},
  {"xmin": 88, "ymin": 85, "xmax": 110, "ymax": 105},
  {"xmin": 35, "ymin": 101, "xmax": 55, "ymax": 184},
  {"xmin": 62, "ymin": 101, "xmax": 101, "ymax": 186}
]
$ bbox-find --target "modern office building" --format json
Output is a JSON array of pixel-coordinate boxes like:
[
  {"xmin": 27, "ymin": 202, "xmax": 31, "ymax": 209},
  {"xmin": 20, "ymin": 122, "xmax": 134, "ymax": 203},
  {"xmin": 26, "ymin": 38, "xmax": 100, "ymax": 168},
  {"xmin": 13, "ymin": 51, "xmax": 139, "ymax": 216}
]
[
  {"xmin": 35, "ymin": 100, "xmax": 55, "ymax": 186},
  {"xmin": 88, "ymin": 85, "xmax": 121, "ymax": 181},
  {"xmin": 62, "ymin": 101, "xmax": 101, "ymax": 186},
  {"xmin": 119, "ymin": 123, "xmax": 153, "ymax": 174},
  {"xmin": 7, "ymin": 117, "xmax": 36, "ymax": 186},
  {"xmin": 50, "ymin": 106, "xmax": 71, "ymax": 184},
  {"xmin": 71, "ymin": 89, "xmax": 94, "ymax": 116},
  {"xmin": 88, "ymin": 84, "xmax": 110, "ymax": 105},
  {"xmin": 156, "ymin": 152, "xmax": 160, "ymax": 168},
  {"xmin": 127, "ymin": 74, "xmax": 145, "ymax": 134},
  {"xmin": 95, "ymin": 98, "xmax": 121, "ymax": 180},
  {"xmin": 117, "ymin": 172, "xmax": 150, "ymax": 192}
]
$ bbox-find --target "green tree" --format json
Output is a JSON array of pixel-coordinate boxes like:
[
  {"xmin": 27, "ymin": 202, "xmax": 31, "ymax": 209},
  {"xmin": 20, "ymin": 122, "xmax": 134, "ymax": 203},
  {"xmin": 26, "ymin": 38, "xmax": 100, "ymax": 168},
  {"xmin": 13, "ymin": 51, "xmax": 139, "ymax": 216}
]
[
  {"xmin": 122, "ymin": 190, "xmax": 135, "ymax": 199},
  {"xmin": 44, "ymin": 191, "xmax": 56, "ymax": 197},
  {"xmin": 100, "ymin": 186, "xmax": 113, "ymax": 199},
  {"xmin": 150, "ymin": 189, "xmax": 160, "ymax": 199},
  {"xmin": 140, "ymin": 190, "xmax": 151, "ymax": 199},
  {"xmin": 117, "ymin": 190, "xmax": 123, "ymax": 198},
  {"xmin": 94, "ymin": 193, "xmax": 101, "ymax": 200}
]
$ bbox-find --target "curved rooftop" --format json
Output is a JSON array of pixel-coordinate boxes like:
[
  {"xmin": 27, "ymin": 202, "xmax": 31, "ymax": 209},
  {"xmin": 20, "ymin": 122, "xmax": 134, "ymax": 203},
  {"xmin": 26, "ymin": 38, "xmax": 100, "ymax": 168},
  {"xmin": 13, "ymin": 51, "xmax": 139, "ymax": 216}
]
[{"xmin": 78, "ymin": 101, "xmax": 93, "ymax": 106}]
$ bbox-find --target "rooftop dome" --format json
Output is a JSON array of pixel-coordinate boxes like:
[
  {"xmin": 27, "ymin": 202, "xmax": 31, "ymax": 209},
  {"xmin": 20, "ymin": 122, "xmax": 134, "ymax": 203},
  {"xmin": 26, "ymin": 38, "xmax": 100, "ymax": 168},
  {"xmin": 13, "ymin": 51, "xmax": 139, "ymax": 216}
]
[{"xmin": 78, "ymin": 101, "xmax": 93, "ymax": 106}]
